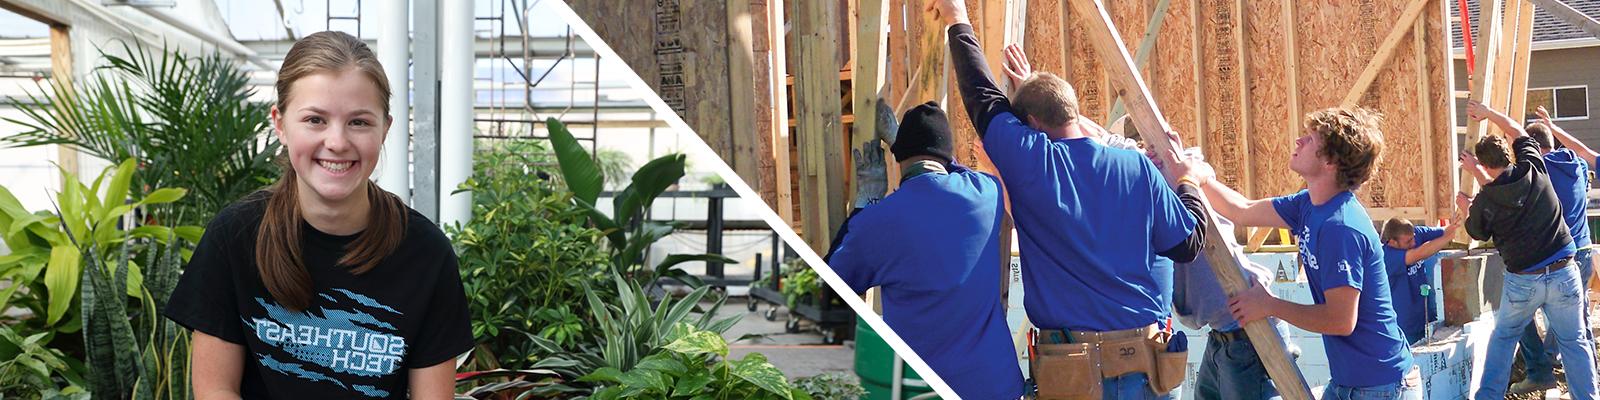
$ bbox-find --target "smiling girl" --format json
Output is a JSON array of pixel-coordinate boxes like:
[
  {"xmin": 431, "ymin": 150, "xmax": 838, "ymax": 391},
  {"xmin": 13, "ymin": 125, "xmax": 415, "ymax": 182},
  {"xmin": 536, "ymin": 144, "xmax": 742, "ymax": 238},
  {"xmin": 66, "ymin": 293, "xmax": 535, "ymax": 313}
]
[{"xmin": 165, "ymin": 31, "xmax": 470, "ymax": 399}]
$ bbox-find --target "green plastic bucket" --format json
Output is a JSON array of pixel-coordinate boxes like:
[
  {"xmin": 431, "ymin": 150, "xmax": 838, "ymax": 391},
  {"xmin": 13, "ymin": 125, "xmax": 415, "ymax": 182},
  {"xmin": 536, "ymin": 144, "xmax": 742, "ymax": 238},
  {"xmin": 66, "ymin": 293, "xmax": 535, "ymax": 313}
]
[{"xmin": 854, "ymin": 316, "xmax": 937, "ymax": 399}]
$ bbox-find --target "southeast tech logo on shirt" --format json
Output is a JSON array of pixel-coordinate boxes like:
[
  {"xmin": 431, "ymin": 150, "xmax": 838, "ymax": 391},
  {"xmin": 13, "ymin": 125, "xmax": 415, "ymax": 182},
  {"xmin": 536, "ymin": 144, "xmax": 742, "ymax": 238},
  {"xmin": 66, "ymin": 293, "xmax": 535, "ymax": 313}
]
[
  {"xmin": 242, "ymin": 288, "xmax": 407, "ymax": 398},
  {"xmin": 1296, "ymin": 226, "xmax": 1319, "ymax": 271}
]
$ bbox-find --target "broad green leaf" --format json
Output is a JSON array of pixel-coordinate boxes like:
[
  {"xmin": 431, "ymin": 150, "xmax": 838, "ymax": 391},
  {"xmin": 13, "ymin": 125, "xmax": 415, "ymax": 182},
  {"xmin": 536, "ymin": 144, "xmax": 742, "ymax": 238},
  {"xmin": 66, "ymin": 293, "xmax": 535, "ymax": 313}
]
[
  {"xmin": 100, "ymin": 159, "xmax": 136, "ymax": 220},
  {"xmin": 633, "ymin": 353, "xmax": 688, "ymax": 376},
  {"xmin": 612, "ymin": 154, "xmax": 686, "ymax": 227},
  {"xmin": 615, "ymin": 368, "xmax": 670, "ymax": 395},
  {"xmin": 662, "ymin": 330, "xmax": 728, "ymax": 358},
  {"xmin": 43, "ymin": 244, "xmax": 81, "ymax": 325},
  {"xmin": 577, "ymin": 367, "xmax": 625, "ymax": 383},
  {"xmin": 672, "ymin": 372, "xmax": 714, "ymax": 397},
  {"xmin": 173, "ymin": 225, "xmax": 204, "ymax": 243},
  {"xmin": 135, "ymin": 188, "xmax": 187, "ymax": 206},
  {"xmin": 729, "ymin": 353, "xmax": 793, "ymax": 399},
  {"xmin": 547, "ymin": 118, "xmax": 603, "ymax": 206}
]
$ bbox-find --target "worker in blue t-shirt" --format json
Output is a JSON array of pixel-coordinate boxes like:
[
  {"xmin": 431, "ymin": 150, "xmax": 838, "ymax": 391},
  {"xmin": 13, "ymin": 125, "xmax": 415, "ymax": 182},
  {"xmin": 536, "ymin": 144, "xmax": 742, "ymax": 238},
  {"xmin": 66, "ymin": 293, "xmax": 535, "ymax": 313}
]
[
  {"xmin": 1377, "ymin": 218, "xmax": 1459, "ymax": 345},
  {"xmin": 826, "ymin": 102, "xmax": 1026, "ymax": 400},
  {"xmin": 929, "ymin": 1, "xmax": 1209, "ymax": 398},
  {"xmin": 1170, "ymin": 108, "xmax": 1421, "ymax": 399}
]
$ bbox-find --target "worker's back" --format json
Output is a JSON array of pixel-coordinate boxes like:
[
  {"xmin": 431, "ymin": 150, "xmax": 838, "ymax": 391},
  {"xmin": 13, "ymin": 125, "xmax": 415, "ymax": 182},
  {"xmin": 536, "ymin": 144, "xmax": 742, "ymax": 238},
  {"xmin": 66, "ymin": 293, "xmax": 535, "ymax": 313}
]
[
  {"xmin": 827, "ymin": 165, "xmax": 1024, "ymax": 400},
  {"xmin": 980, "ymin": 114, "xmax": 1197, "ymax": 332}
]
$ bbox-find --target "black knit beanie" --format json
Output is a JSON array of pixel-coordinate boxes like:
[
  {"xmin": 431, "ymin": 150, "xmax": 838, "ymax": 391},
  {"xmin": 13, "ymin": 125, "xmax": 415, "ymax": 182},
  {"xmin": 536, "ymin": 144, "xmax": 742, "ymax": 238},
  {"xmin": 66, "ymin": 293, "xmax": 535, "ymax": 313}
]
[{"xmin": 891, "ymin": 101, "xmax": 955, "ymax": 164}]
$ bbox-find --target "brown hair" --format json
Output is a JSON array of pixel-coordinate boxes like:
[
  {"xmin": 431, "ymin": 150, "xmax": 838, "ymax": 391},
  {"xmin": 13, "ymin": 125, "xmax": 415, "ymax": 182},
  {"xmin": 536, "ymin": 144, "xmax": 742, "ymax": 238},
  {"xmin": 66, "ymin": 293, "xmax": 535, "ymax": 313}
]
[
  {"xmin": 258, "ymin": 31, "xmax": 407, "ymax": 311},
  {"xmin": 1380, "ymin": 218, "xmax": 1416, "ymax": 244},
  {"xmin": 1526, "ymin": 122, "xmax": 1554, "ymax": 150},
  {"xmin": 1012, "ymin": 72, "xmax": 1079, "ymax": 130},
  {"xmin": 1474, "ymin": 134, "xmax": 1514, "ymax": 169},
  {"xmin": 1304, "ymin": 108, "xmax": 1386, "ymax": 190}
]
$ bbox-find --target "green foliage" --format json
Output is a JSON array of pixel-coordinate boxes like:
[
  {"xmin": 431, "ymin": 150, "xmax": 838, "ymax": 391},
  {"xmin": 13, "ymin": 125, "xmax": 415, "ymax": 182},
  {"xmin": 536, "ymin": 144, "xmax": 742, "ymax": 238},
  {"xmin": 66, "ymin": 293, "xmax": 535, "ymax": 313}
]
[
  {"xmin": 545, "ymin": 118, "xmax": 734, "ymax": 289},
  {"xmin": 72, "ymin": 218, "xmax": 189, "ymax": 400},
  {"xmin": 580, "ymin": 323, "xmax": 808, "ymax": 400},
  {"xmin": 2, "ymin": 41, "xmax": 280, "ymax": 227},
  {"xmin": 0, "ymin": 159, "xmax": 199, "ymax": 340},
  {"xmin": 781, "ymin": 260, "xmax": 821, "ymax": 309},
  {"xmin": 449, "ymin": 140, "xmax": 609, "ymax": 371},
  {"xmin": 0, "ymin": 325, "xmax": 87, "ymax": 398},
  {"xmin": 791, "ymin": 373, "xmax": 866, "ymax": 400}
]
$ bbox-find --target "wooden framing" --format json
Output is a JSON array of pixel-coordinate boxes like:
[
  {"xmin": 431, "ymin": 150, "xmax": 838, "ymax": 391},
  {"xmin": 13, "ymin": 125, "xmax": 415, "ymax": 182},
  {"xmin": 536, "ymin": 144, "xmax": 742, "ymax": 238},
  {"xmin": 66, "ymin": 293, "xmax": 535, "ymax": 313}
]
[
  {"xmin": 793, "ymin": 0, "xmax": 848, "ymax": 253},
  {"xmin": 1065, "ymin": 1, "xmax": 1312, "ymax": 398},
  {"xmin": 1463, "ymin": 0, "xmax": 1506, "ymax": 198},
  {"xmin": 851, "ymin": 0, "xmax": 890, "ymax": 209}
]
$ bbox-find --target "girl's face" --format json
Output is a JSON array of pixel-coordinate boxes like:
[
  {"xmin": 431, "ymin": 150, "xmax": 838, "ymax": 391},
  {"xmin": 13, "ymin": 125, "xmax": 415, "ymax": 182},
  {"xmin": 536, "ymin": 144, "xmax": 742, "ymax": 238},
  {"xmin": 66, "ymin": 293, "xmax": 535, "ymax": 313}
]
[{"xmin": 271, "ymin": 67, "xmax": 390, "ymax": 204}]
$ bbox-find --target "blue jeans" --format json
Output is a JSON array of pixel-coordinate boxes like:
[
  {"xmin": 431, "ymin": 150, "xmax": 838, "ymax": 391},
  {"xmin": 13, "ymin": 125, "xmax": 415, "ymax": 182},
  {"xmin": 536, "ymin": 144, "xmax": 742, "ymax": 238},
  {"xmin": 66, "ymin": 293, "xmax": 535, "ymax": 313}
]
[
  {"xmin": 1102, "ymin": 373, "xmax": 1168, "ymax": 400},
  {"xmin": 1476, "ymin": 264, "xmax": 1598, "ymax": 400},
  {"xmin": 1195, "ymin": 330, "xmax": 1281, "ymax": 400},
  {"xmin": 1319, "ymin": 369, "xmax": 1422, "ymax": 400},
  {"xmin": 1519, "ymin": 248, "xmax": 1594, "ymax": 384}
]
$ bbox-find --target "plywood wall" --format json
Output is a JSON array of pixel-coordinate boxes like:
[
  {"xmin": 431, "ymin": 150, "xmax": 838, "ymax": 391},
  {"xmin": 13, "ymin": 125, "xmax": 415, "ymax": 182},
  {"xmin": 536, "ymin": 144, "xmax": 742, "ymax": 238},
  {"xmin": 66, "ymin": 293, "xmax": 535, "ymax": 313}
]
[{"xmin": 1034, "ymin": 0, "xmax": 1456, "ymax": 220}]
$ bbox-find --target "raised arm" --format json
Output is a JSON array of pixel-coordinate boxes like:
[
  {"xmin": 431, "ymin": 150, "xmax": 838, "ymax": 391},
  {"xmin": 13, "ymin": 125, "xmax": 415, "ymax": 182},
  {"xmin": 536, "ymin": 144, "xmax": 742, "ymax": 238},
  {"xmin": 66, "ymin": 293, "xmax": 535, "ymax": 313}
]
[
  {"xmin": 931, "ymin": 0, "xmax": 1013, "ymax": 138},
  {"xmin": 1405, "ymin": 222, "xmax": 1461, "ymax": 265},
  {"xmin": 1173, "ymin": 157, "xmax": 1288, "ymax": 228},
  {"xmin": 1467, "ymin": 100, "xmax": 1525, "ymax": 139},
  {"xmin": 1539, "ymin": 106, "xmax": 1598, "ymax": 166},
  {"xmin": 1459, "ymin": 150, "xmax": 1494, "ymax": 186}
]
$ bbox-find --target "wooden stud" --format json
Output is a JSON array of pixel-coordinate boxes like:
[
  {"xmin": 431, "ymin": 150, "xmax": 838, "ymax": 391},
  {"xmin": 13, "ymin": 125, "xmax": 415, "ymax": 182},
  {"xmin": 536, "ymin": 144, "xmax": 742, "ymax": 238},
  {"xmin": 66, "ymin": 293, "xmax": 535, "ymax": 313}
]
[
  {"xmin": 794, "ymin": 0, "xmax": 846, "ymax": 252},
  {"xmin": 1064, "ymin": 1, "xmax": 1313, "ymax": 398},
  {"xmin": 1462, "ymin": 0, "xmax": 1504, "ymax": 195},
  {"xmin": 1338, "ymin": 0, "xmax": 1433, "ymax": 109},
  {"xmin": 770, "ymin": 0, "xmax": 795, "ymax": 225},
  {"xmin": 1282, "ymin": 0, "xmax": 1298, "ymax": 140},
  {"xmin": 728, "ymin": 0, "xmax": 762, "ymax": 200},
  {"xmin": 1507, "ymin": 0, "xmax": 1535, "ymax": 120},
  {"xmin": 1491, "ymin": 1, "xmax": 1521, "ymax": 114},
  {"xmin": 853, "ymin": 0, "xmax": 891, "ymax": 206},
  {"xmin": 1416, "ymin": 15, "xmax": 1439, "ymax": 220},
  {"xmin": 49, "ymin": 24, "xmax": 77, "ymax": 181}
]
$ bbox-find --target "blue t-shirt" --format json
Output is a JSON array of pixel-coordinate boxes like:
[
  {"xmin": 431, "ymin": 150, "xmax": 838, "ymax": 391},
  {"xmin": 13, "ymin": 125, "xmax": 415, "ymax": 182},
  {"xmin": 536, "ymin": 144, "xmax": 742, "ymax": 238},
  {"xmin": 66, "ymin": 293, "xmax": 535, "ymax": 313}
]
[
  {"xmin": 829, "ymin": 167, "xmax": 1025, "ymax": 400},
  {"xmin": 1382, "ymin": 226, "xmax": 1446, "ymax": 344},
  {"xmin": 1544, "ymin": 149, "xmax": 1591, "ymax": 247},
  {"xmin": 981, "ymin": 112, "xmax": 1197, "ymax": 331},
  {"xmin": 1272, "ymin": 190, "xmax": 1412, "ymax": 387}
]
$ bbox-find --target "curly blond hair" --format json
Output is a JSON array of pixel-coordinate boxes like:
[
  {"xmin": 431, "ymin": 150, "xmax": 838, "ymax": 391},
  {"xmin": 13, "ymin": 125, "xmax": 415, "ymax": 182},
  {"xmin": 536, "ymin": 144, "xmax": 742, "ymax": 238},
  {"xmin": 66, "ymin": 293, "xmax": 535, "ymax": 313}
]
[{"xmin": 1304, "ymin": 108, "xmax": 1386, "ymax": 190}]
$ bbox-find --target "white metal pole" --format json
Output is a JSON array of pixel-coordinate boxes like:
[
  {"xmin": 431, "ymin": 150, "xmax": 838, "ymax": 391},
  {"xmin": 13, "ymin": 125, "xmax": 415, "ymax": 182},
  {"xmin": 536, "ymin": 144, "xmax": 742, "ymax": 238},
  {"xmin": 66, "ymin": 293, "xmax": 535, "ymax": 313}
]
[
  {"xmin": 377, "ymin": 0, "xmax": 411, "ymax": 202},
  {"xmin": 439, "ymin": 0, "xmax": 474, "ymax": 227}
]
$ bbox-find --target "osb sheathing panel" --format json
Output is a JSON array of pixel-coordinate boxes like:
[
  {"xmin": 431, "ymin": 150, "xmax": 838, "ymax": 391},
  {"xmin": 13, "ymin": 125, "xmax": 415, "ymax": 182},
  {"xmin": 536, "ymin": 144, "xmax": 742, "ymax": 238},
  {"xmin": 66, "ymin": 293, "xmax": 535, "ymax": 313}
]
[
  {"xmin": 1424, "ymin": 0, "xmax": 1455, "ymax": 218},
  {"xmin": 1035, "ymin": 0, "xmax": 1454, "ymax": 220},
  {"xmin": 1025, "ymin": 0, "xmax": 1067, "ymax": 76},
  {"xmin": 946, "ymin": 0, "xmax": 987, "ymax": 172}
]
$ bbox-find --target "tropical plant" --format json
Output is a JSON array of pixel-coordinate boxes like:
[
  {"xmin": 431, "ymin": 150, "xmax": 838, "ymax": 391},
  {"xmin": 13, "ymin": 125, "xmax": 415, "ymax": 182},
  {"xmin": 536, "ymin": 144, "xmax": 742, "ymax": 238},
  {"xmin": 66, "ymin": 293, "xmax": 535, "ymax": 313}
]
[
  {"xmin": 545, "ymin": 118, "xmax": 734, "ymax": 289},
  {"xmin": 579, "ymin": 324, "xmax": 808, "ymax": 400},
  {"xmin": 791, "ymin": 373, "xmax": 866, "ymax": 400},
  {"xmin": 0, "ymin": 159, "xmax": 199, "ymax": 340},
  {"xmin": 64, "ymin": 209, "xmax": 189, "ymax": 400},
  {"xmin": 781, "ymin": 261, "xmax": 821, "ymax": 309},
  {"xmin": 0, "ymin": 325, "xmax": 87, "ymax": 398},
  {"xmin": 3, "ymin": 41, "xmax": 279, "ymax": 227},
  {"xmin": 450, "ymin": 141, "xmax": 609, "ymax": 371}
]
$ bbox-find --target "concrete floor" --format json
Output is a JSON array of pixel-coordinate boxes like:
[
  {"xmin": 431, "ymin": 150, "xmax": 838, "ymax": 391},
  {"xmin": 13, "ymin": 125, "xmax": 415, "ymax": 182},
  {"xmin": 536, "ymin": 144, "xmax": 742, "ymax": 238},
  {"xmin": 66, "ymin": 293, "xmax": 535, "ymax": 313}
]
[{"xmin": 714, "ymin": 295, "xmax": 858, "ymax": 379}]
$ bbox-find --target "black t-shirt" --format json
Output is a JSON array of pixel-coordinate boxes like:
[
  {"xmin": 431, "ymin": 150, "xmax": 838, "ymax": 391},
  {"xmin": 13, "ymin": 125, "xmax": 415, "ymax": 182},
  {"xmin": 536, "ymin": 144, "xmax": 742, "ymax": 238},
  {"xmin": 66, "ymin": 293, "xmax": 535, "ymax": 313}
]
[{"xmin": 164, "ymin": 192, "xmax": 473, "ymax": 399}]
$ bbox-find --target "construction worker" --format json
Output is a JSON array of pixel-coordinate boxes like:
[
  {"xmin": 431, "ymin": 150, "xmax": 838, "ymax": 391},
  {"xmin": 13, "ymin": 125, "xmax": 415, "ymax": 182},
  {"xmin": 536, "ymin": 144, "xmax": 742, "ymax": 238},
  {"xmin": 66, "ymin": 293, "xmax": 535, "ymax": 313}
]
[
  {"xmin": 1457, "ymin": 100, "xmax": 1597, "ymax": 400},
  {"xmin": 1488, "ymin": 105, "xmax": 1598, "ymax": 395},
  {"xmin": 825, "ymin": 102, "xmax": 1026, "ymax": 400},
  {"xmin": 1377, "ymin": 217, "xmax": 1460, "ymax": 344},
  {"xmin": 1171, "ymin": 107, "xmax": 1421, "ymax": 399},
  {"xmin": 930, "ymin": 1, "xmax": 1208, "ymax": 398}
]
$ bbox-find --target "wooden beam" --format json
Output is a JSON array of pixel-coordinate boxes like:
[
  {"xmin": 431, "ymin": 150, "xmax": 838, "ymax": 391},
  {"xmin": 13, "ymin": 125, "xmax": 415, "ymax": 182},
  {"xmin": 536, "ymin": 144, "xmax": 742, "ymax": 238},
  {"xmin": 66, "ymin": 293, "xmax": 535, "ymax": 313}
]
[
  {"xmin": 769, "ymin": 0, "xmax": 795, "ymax": 225},
  {"xmin": 1337, "ymin": 0, "xmax": 1432, "ymax": 109},
  {"xmin": 1507, "ymin": 0, "xmax": 1536, "ymax": 120},
  {"xmin": 1491, "ymin": 1, "xmax": 1522, "ymax": 113},
  {"xmin": 1105, "ymin": 0, "xmax": 1173, "ymax": 124},
  {"xmin": 1065, "ymin": 1, "xmax": 1313, "ymax": 398},
  {"xmin": 1283, "ymin": 0, "xmax": 1299, "ymax": 138},
  {"xmin": 1526, "ymin": 0, "xmax": 1600, "ymax": 40},
  {"xmin": 905, "ymin": 1, "xmax": 949, "ymax": 111},
  {"xmin": 727, "ymin": 0, "xmax": 761, "ymax": 199},
  {"xmin": 1462, "ymin": 0, "xmax": 1504, "ymax": 195},
  {"xmin": 793, "ymin": 0, "xmax": 847, "ymax": 252},
  {"xmin": 48, "ymin": 24, "xmax": 77, "ymax": 181},
  {"xmin": 852, "ymin": 0, "xmax": 890, "ymax": 204},
  {"xmin": 1416, "ymin": 15, "xmax": 1439, "ymax": 220}
]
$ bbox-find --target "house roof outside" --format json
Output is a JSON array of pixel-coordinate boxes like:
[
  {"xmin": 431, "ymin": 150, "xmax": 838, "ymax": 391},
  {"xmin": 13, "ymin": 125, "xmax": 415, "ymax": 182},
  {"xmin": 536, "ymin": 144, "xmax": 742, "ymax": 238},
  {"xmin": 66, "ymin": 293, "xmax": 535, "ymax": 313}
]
[{"xmin": 1452, "ymin": 0, "xmax": 1600, "ymax": 49}]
